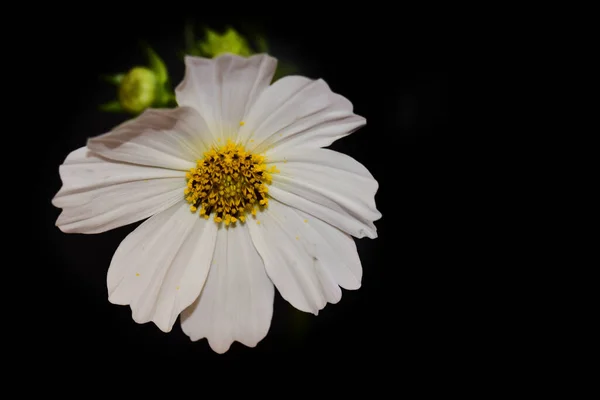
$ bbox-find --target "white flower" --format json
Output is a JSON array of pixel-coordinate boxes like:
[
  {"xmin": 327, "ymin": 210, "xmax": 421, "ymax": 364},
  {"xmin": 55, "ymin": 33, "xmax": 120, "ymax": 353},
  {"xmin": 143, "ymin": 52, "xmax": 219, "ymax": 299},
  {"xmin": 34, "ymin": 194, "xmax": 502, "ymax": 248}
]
[{"xmin": 52, "ymin": 54, "xmax": 381, "ymax": 353}]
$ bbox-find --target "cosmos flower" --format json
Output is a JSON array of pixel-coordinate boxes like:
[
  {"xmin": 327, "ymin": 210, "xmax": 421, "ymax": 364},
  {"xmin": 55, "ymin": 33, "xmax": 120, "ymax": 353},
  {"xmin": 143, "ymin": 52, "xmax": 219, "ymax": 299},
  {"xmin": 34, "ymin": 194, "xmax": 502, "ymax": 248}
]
[{"xmin": 52, "ymin": 53, "xmax": 381, "ymax": 353}]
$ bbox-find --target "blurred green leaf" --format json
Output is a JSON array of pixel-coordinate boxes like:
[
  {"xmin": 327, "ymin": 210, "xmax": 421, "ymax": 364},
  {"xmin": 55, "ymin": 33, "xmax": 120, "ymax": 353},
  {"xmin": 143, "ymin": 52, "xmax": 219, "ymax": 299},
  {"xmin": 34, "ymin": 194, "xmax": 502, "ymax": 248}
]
[
  {"xmin": 101, "ymin": 73, "xmax": 125, "ymax": 86},
  {"xmin": 154, "ymin": 82, "xmax": 177, "ymax": 108},
  {"xmin": 254, "ymin": 35, "xmax": 269, "ymax": 53},
  {"xmin": 143, "ymin": 43, "xmax": 169, "ymax": 84},
  {"xmin": 164, "ymin": 91, "xmax": 177, "ymax": 105},
  {"xmin": 181, "ymin": 21, "xmax": 203, "ymax": 60},
  {"xmin": 188, "ymin": 47, "xmax": 202, "ymax": 57},
  {"xmin": 272, "ymin": 61, "xmax": 297, "ymax": 82},
  {"xmin": 99, "ymin": 100, "xmax": 124, "ymax": 113},
  {"xmin": 184, "ymin": 19, "xmax": 196, "ymax": 54}
]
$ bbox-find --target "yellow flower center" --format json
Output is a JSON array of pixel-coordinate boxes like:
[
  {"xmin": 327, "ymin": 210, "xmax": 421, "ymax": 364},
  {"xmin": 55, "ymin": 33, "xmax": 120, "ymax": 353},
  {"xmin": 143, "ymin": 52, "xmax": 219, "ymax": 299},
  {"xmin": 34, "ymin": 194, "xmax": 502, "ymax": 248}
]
[{"xmin": 184, "ymin": 139, "xmax": 279, "ymax": 226}]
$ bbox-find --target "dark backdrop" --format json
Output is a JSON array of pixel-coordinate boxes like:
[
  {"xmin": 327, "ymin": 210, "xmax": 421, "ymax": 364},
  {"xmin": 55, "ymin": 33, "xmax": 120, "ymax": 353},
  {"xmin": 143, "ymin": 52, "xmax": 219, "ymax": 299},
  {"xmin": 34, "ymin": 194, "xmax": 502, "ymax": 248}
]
[{"xmin": 36, "ymin": 12, "xmax": 451, "ymax": 372}]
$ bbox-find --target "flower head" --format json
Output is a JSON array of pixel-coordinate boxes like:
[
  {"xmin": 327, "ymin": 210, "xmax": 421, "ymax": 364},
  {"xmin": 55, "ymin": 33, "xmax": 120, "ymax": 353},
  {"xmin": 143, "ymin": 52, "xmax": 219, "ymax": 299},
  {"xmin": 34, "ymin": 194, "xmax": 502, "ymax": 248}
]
[{"xmin": 53, "ymin": 53, "xmax": 381, "ymax": 353}]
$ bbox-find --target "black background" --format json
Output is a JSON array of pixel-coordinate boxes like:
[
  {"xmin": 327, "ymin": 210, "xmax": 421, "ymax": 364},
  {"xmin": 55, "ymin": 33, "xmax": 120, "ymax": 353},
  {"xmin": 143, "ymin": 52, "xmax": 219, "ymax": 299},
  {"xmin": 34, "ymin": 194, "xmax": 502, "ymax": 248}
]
[{"xmin": 35, "ymin": 12, "xmax": 451, "ymax": 374}]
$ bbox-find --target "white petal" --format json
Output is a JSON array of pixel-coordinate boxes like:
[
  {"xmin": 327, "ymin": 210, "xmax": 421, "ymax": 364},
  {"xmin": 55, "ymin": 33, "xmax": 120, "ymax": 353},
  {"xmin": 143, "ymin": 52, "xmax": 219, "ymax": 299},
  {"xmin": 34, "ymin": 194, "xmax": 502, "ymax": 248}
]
[
  {"xmin": 238, "ymin": 76, "xmax": 365, "ymax": 153},
  {"xmin": 180, "ymin": 224, "xmax": 274, "ymax": 354},
  {"xmin": 293, "ymin": 208, "xmax": 363, "ymax": 291},
  {"xmin": 266, "ymin": 148, "xmax": 381, "ymax": 239},
  {"xmin": 52, "ymin": 147, "xmax": 186, "ymax": 234},
  {"xmin": 175, "ymin": 54, "xmax": 277, "ymax": 141},
  {"xmin": 87, "ymin": 107, "xmax": 212, "ymax": 170},
  {"xmin": 247, "ymin": 200, "xmax": 352, "ymax": 314},
  {"xmin": 107, "ymin": 201, "xmax": 218, "ymax": 333}
]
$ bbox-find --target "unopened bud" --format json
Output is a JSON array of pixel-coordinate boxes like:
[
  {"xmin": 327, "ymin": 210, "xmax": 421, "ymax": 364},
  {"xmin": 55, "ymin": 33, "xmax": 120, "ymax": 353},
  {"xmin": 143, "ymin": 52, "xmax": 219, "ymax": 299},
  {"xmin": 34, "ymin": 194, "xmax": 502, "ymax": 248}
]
[
  {"xmin": 118, "ymin": 67, "xmax": 157, "ymax": 114},
  {"xmin": 199, "ymin": 27, "xmax": 253, "ymax": 58}
]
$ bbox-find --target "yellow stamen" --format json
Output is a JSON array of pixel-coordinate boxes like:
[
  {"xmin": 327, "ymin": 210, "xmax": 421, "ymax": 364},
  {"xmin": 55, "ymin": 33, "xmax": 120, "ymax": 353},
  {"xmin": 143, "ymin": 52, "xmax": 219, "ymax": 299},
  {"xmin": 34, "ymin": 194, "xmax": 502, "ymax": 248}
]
[{"xmin": 185, "ymin": 139, "xmax": 276, "ymax": 225}]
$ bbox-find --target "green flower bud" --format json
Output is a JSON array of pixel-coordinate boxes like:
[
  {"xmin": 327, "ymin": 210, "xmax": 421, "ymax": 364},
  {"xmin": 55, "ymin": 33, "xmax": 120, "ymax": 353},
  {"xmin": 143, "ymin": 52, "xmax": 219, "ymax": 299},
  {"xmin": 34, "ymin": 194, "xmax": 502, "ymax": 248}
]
[
  {"xmin": 118, "ymin": 67, "xmax": 157, "ymax": 114},
  {"xmin": 199, "ymin": 27, "xmax": 253, "ymax": 58}
]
